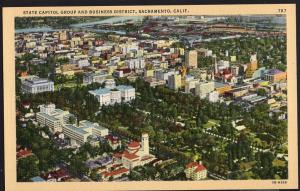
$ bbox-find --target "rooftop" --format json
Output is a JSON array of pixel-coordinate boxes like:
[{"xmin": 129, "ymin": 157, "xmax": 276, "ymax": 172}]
[
  {"xmin": 89, "ymin": 88, "xmax": 110, "ymax": 95},
  {"xmin": 127, "ymin": 141, "xmax": 140, "ymax": 148},
  {"xmin": 267, "ymin": 69, "xmax": 284, "ymax": 75},
  {"xmin": 30, "ymin": 176, "xmax": 45, "ymax": 182},
  {"xmin": 103, "ymin": 167, "xmax": 129, "ymax": 177},
  {"xmin": 64, "ymin": 124, "xmax": 90, "ymax": 135}
]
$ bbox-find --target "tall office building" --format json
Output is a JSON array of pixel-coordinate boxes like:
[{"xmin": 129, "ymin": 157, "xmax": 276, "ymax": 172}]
[
  {"xmin": 168, "ymin": 74, "xmax": 182, "ymax": 91},
  {"xmin": 185, "ymin": 50, "xmax": 198, "ymax": 68}
]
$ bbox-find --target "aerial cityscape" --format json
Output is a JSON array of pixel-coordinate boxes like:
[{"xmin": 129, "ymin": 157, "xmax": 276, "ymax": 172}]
[{"xmin": 15, "ymin": 15, "xmax": 288, "ymax": 182}]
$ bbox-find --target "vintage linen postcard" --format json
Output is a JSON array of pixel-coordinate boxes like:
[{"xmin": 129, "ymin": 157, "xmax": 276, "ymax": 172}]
[{"xmin": 3, "ymin": 4, "xmax": 298, "ymax": 190}]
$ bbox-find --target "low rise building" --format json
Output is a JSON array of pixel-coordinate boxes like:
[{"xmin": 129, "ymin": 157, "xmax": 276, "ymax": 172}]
[
  {"xmin": 125, "ymin": 58, "xmax": 145, "ymax": 70},
  {"xmin": 83, "ymin": 71, "xmax": 108, "ymax": 85},
  {"xmin": 21, "ymin": 76, "xmax": 54, "ymax": 94},
  {"xmin": 89, "ymin": 80, "xmax": 135, "ymax": 106},
  {"xmin": 185, "ymin": 161, "xmax": 207, "ymax": 180},
  {"xmin": 119, "ymin": 133, "xmax": 156, "ymax": 170},
  {"xmin": 264, "ymin": 69, "xmax": 287, "ymax": 83}
]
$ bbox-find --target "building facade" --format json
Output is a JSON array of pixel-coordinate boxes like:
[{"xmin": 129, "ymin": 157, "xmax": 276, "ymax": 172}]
[
  {"xmin": 195, "ymin": 81, "xmax": 215, "ymax": 98},
  {"xmin": 185, "ymin": 161, "xmax": 207, "ymax": 180},
  {"xmin": 21, "ymin": 77, "xmax": 54, "ymax": 94},
  {"xmin": 168, "ymin": 74, "xmax": 182, "ymax": 91},
  {"xmin": 89, "ymin": 80, "xmax": 135, "ymax": 107},
  {"xmin": 185, "ymin": 50, "xmax": 198, "ymax": 68},
  {"xmin": 36, "ymin": 104, "xmax": 74, "ymax": 133},
  {"xmin": 83, "ymin": 72, "xmax": 108, "ymax": 85}
]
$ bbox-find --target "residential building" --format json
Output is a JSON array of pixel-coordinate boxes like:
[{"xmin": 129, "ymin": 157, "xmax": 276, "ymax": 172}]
[
  {"xmin": 185, "ymin": 161, "xmax": 207, "ymax": 180},
  {"xmin": 125, "ymin": 58, "xmax": 145, "ymax": 70},
  {"xmin": 42, "ymin": 169, "xmax": 70, "ymax": 182},
  {"xmin": 155, "ymin": 69, "xmax": 178, "ymax": 81}
]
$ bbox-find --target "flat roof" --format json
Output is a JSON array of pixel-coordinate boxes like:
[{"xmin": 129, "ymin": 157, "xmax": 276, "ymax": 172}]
[
  {"xmin": 64, "ymin": 124, "xmax": 90, "ymax": 135},
  {"xmin": 89, "ymin": 88, "xmax": 110, "ymax": 95},
  {"xmin": 117, "ymin": 85, "xmax": 135, "ymax": 91},
  {"xmin": 37, "ymin": 112, "xmax": 59, "ymax": 121}
]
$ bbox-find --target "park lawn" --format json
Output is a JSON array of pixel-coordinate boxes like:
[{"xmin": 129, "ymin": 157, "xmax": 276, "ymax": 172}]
[{"xmin": 55, "ymin": 81, "xmax": 82, "ymax": 90}]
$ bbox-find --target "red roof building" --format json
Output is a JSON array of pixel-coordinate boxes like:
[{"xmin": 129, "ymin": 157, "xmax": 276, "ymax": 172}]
[
  {"xmin": 184, "ymin": 161, "xmax": 207, "ymax": 180},
  {"xmin": 17, "ymin": 148, "xmax": 34, "ymax": 160},
  {"xmin": 102, "ymin": 167, "xmax": 129, "ymax": 180}
]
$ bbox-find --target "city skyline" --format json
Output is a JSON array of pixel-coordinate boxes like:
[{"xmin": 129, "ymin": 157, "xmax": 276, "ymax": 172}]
[{"xmin": 15, "ymin": 15, "xmax": 288, "ymax": 182}]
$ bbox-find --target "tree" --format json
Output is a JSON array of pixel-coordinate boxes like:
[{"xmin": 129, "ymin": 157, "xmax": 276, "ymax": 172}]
[
  {"xmin": 257, "ymin": 88, "xmax": 267, "ymax": 96},
  {"xmin": 17, "ymin": 155, "xmax": 40, "ymax": 181},
  {"xmin": 69, "ymin": 155, "xmax": 89, "ymax": 177},
  {"xmin": 90, "ymin": 169, "xmax": 100, "ymax": 181}
]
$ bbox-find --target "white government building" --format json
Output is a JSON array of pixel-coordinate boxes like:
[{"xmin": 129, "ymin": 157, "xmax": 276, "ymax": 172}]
[
  {"xmin": 20, "ymin": 76, "xmax": 54, "ymax": 94},
  {"xmin": 89, "ymin": 79, "xmax": 135, "ymax": 107}
]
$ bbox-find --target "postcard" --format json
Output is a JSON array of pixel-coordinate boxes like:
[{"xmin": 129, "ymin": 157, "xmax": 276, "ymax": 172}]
[{"xmin": 3, "ymin": 4, "xmax": 298, "ymax": 190}]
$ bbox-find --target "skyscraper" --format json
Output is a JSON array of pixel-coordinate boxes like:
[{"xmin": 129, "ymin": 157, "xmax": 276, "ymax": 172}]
[{"xmin": 185, "ymin": 50, "xmax": 198, "ymax": 68}]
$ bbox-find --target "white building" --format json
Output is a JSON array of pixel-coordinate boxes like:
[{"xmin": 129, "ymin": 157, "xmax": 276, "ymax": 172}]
[
  {"xmin": 125, "ymin": 58, "xmax": 145, "ymax": 69},
  {"xmin": 155, "ymin": 69, "xmax": 178, "ymax": 81},
  {"xmin": 62, "ymin": 120, "xmax": 108, "ymax": 145},
  {"xmin": 89, "ymin": 88, "xmax": 111, "ymax": 106},
  {"xmin": 89, "ymin": 81, "xmax": 135, "ymax": 107},
  {"xmin": 104, "ymin": 79, "xmax": 116, "ymax": 89},
  {"xmin": 21, "ymin": 76, "xmax": 54, "ymax": 94},
  {"xmin": 36, "ymin": 104, "xmax": 74, "ymax": 133},
  {"xmin": 195, "ymin": 81, "xmax": 215, "ymax": 99},
  {"xmin": 208, "ymin": 91, "xmax": 219, "ymax": 102},
  {"xmin": 117, "ymin": 85, "xmax": 136, "ymax": 102},
  {"xmin": 119, "ymin": 43, "xmax": 139, "ymax": 54},
  {"xmin": 110, "ymin": 89, "xmax": 122, "ymax": 105},
  {"xmin": 71, "ymin": 58, "xmax": 90, "ymax": 68},
  {"xmin": 184, "ymin": 76, "xmax": 199, "ymax": 93},
  {"xmin": 83, "ymin": 72, "xmax": 108, "ymax": 85}
]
